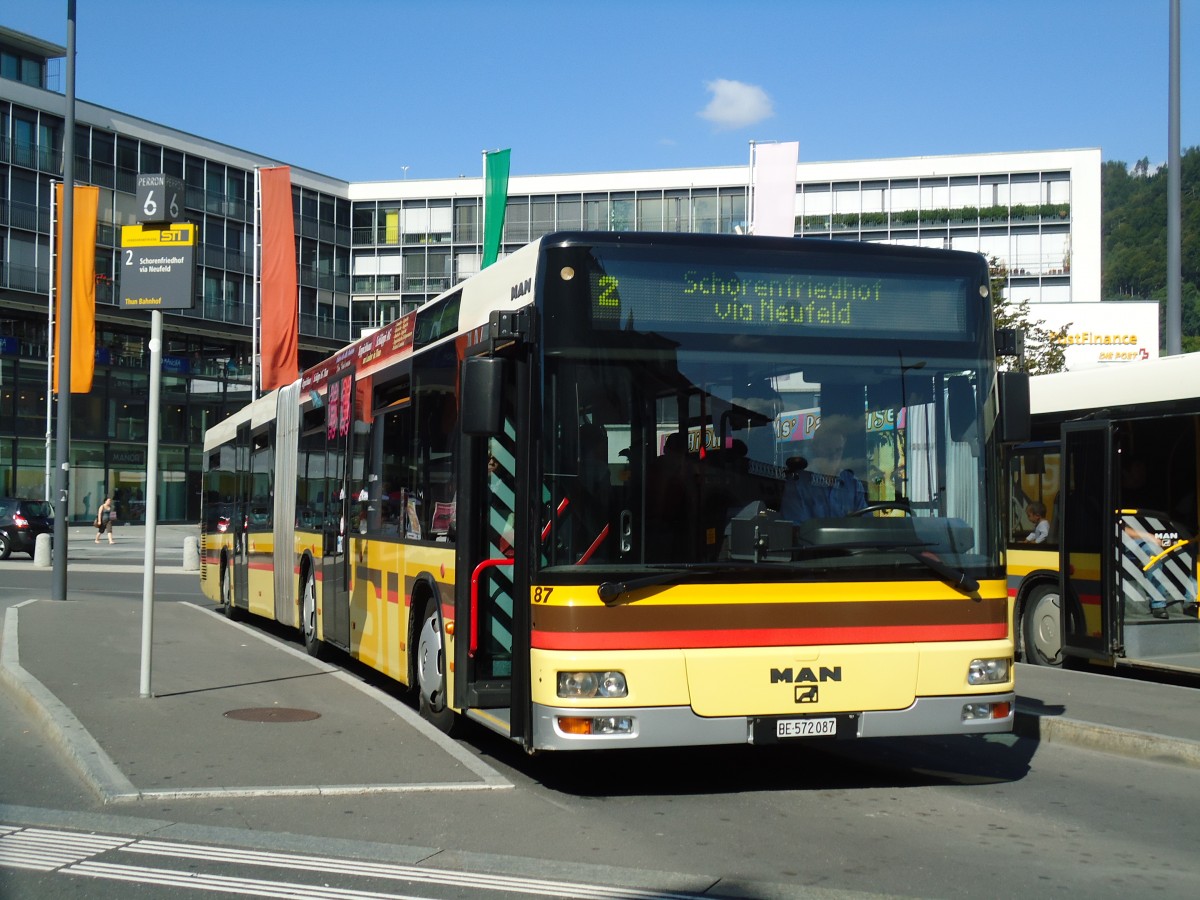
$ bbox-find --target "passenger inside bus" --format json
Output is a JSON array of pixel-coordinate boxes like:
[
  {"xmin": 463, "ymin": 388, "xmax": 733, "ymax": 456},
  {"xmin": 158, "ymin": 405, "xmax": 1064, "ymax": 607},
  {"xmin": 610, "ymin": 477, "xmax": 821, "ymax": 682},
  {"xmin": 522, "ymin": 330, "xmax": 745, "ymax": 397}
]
[
  {"xmin": 1023, "ymin": 501, "xmax": 1050, "ymax": 543},
  {"xmin": 646, "ymin": 432, "xmax": 697, "ymax": 560},
  {"xmin": 577, "ymin": 422, "xmax": 612, "ymax": 534}
]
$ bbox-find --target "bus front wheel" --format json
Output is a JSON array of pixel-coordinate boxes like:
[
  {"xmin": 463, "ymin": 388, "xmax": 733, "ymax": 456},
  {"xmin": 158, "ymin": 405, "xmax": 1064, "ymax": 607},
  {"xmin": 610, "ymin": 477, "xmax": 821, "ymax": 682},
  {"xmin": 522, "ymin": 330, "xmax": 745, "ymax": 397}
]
[
  {"xmin": 416, "ymin": 597, "xmax": 456, "ymax": 734},
  {"xmin": 1022, "ymin": 584, "xmax": 1063, "ymax": 666}
]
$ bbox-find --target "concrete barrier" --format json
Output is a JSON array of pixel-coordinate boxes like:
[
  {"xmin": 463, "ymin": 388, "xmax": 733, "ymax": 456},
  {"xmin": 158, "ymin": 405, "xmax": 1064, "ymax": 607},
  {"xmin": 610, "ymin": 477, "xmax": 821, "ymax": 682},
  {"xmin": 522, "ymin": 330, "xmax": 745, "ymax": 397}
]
[
  {"xmin": 182, "ymin": 535, "xmax": 200, "ymax": 572},
  {"xmin": 34, "ymin": 533, "xmax": 52, "ymax": 567}
]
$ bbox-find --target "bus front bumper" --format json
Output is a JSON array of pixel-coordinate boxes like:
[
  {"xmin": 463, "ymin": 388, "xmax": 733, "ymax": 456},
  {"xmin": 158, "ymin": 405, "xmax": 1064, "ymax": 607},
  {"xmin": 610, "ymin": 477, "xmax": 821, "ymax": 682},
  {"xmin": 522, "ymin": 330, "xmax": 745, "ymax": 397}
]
[{"xmin": 530, "ymin": 692, "xmax": 1015, "ymax": 751}]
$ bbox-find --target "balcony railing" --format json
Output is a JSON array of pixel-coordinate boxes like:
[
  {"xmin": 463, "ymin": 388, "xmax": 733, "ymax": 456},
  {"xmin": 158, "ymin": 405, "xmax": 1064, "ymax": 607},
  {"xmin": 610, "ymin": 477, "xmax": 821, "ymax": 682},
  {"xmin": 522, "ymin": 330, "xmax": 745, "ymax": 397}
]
[{"xmin": 799, "ymin": 203, "xmax": 1071, "ymax": 234}]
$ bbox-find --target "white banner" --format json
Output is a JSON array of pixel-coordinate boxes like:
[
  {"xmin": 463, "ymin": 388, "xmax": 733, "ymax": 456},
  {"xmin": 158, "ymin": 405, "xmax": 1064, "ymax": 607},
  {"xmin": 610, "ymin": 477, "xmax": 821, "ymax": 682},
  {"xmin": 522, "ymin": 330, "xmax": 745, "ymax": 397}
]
[{"xmin": 751, "ymin": 141, "xmax": 799, "ymax": 237}]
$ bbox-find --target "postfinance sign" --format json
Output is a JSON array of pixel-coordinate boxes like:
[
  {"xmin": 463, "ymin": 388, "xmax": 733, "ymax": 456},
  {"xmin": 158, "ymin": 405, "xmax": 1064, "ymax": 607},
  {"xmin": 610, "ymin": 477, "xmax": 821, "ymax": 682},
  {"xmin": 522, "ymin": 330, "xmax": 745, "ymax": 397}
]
[{"xmin": 120, "ymin": 224, "xmax": 196, "ymax": 310}]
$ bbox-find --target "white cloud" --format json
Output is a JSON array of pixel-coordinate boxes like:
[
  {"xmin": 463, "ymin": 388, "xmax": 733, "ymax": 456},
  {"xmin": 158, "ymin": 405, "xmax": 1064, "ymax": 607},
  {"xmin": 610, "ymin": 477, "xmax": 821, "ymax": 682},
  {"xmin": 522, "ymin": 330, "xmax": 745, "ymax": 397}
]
[{"xmin": 699, "ymin": 79, "xmax": 774, "ymax": 130}]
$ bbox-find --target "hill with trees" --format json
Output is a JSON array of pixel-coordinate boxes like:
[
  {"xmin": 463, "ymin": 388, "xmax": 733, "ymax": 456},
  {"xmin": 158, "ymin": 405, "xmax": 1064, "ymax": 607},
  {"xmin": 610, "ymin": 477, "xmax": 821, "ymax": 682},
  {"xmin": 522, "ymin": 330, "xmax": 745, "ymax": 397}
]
[{"xmin": 1102, "ymin": 146, "xmax": 1200, "ymax": 351}]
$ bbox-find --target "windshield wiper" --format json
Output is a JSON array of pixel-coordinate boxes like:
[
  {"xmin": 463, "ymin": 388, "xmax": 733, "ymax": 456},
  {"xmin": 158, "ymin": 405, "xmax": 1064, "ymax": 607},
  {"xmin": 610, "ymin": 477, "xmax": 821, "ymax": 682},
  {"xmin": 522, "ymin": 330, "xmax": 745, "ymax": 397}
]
[
  {"xmin": 902, "ymin": 548, "xmax": 980, "ymax": 597},
  {"xmin": 597, "ymin": 564, "xmax": 763, "ymax": 605},
  {"xmin": 596, "ymin": 545, "xmax": 979, "ymax": 606},
  {"xmin": 795, "ymin": 539, "xmax": 980, "ymax": 597}
]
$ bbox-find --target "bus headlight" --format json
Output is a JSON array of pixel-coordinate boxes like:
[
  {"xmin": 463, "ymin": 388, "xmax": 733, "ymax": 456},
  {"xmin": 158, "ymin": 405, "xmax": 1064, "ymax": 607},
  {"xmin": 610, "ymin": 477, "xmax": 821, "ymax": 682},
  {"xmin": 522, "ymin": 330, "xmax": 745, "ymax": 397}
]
[
  {"xmin": 967, "ymin": 657, "xmax": 1011, "ymax": 685},
  {"xmin": 557, "ymin": 671, "xmax": 628, "ymax": 699}
]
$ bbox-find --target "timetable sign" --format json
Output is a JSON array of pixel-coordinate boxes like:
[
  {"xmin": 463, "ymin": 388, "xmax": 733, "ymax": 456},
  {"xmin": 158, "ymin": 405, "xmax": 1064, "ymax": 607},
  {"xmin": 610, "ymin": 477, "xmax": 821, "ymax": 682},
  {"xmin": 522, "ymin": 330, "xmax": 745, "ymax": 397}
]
[
  {"xmin": 120, "ymin": 223, "xmax": 196, "ymax": 310},
  {"xmin": 135, "ymin": 173, "xmax": 185, "ymax": 224}
]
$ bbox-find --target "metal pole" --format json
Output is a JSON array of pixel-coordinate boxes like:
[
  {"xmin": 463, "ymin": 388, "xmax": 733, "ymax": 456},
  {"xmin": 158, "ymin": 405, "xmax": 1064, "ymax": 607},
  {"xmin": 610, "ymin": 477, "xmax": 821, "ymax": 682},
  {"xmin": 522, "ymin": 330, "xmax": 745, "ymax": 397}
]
[
  {"xmin": 52, "ymin": 0, "xmax": 77, "ymax": 602},
  {"xmin": 1166, "ymin": 0, "xmax": 1182, "ymax": 355},
  {"xmin": 747, "ymin": 141, "xmax": 756, "ymax": 234},
  {"xmin": 46, "ymin": 182, "xmax": 57, "ymax": 502},
  {"xmin": 139, "ymin": 310, "xmax": 162, "ymax": 698},
  {"xmin": 252, "ymin": 168, "xmax": 260, "ymax": 400}
]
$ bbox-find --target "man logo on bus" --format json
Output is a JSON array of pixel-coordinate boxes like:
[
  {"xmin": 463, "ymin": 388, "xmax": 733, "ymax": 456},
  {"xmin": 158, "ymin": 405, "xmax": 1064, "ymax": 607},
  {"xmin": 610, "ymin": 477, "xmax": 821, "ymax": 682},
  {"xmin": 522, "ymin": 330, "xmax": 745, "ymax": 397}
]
[
  {"xmin": 511, "ymin": 277, "xmax": 532, "ymax": 301},
  {"xmin": 770, "ymin": 666, "xmax": 842, "ymax": 683},
  {"xmin": 796, "ymin": 685, "xmax": 819, "ymax": 703}
]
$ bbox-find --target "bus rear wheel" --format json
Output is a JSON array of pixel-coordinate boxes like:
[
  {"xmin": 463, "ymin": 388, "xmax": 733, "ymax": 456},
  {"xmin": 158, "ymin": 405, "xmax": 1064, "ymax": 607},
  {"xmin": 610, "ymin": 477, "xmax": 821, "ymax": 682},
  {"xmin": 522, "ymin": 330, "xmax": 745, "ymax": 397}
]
[
  {"xmin": 301, "ymin": 569, "xmax": 326, "ymax": 659},
  {"xmin": 220, "ymin": 561, "xmax": 240, "ymax": 620},
  {"xmin": 1022, "ymin": 584, "xmax": 1062, "ymax": 666},
  {"xmin": 416, "ymin": 597, "xmax": 456, "ymax": 734}
]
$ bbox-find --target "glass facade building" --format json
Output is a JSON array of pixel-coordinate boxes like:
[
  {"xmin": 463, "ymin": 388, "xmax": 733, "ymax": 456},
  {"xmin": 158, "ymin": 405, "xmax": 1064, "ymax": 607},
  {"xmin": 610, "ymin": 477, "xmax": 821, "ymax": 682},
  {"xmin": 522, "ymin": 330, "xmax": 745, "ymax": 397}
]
[{"xmin": 0, "ymin": 27, "xmax": 1100, "ymax": 522}]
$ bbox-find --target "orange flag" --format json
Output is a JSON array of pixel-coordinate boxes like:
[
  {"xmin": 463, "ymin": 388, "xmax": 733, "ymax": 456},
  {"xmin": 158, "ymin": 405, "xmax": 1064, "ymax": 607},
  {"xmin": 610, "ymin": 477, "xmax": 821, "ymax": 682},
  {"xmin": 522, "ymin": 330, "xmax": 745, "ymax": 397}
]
[
  {"xmin": 260, "ymin": 166, "xmax": 299, "ymax": 392},
  {"xmin": 53, "ymin": 183, "xmax": 99, "ymax": 394}
]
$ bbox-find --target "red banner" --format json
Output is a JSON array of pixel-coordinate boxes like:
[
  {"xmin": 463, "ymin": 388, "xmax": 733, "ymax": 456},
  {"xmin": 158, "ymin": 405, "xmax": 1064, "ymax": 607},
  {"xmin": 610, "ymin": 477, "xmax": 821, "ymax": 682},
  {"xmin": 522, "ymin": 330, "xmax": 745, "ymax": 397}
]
[{"xmin": 260, "ymin": 166, "xmax": 298, "ymax": 391}]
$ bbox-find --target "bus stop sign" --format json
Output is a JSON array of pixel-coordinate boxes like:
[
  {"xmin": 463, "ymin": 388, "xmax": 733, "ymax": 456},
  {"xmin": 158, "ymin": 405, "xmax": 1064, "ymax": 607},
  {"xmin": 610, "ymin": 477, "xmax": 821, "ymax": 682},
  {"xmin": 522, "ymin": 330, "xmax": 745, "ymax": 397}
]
[{"xmin": 120, "ymin": 223, "xmax": 196, "ymax": 311}]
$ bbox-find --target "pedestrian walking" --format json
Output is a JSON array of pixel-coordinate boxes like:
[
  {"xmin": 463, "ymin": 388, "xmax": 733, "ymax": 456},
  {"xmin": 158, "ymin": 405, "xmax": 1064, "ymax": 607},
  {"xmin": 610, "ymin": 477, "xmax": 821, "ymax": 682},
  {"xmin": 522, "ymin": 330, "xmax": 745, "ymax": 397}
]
[{"xmin": 95, "ymin": 495, "xmax": 115, "ymax": 544}]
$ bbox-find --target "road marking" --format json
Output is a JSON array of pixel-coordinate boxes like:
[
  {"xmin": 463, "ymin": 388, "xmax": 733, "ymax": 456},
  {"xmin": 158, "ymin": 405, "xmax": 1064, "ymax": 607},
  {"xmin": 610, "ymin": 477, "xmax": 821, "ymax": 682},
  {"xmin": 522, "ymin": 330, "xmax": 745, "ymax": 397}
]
[
  {"xmin": 1, "ymin": 825, "xmax": 714, "ymax": 899},
  {"xmin": 0, "ymin": 827, "xmax": 130, "ymax": 871}
]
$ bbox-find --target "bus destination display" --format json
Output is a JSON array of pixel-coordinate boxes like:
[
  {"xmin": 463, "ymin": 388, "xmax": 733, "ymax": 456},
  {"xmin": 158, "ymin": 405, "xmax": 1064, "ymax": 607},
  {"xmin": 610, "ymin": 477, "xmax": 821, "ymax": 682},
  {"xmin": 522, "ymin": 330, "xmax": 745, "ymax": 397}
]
[{"xmin": 589, "ymin": 259, "xmax": 971, "ymax": 338}]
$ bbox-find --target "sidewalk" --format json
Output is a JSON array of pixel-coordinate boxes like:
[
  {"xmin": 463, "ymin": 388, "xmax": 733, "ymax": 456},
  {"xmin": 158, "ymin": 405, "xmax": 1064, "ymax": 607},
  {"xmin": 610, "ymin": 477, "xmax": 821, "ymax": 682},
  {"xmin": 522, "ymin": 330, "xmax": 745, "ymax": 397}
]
[
  {"xmin": 1013, "ymin": 662, "xmax": 1200, "ymax": 768},
  {"xmin": 1, "ymin": 594, "xmax": 510, "ymax": 803},
  {"xmin": 8, "ymin": 523, "xmax": 202, "ymax": 574}
]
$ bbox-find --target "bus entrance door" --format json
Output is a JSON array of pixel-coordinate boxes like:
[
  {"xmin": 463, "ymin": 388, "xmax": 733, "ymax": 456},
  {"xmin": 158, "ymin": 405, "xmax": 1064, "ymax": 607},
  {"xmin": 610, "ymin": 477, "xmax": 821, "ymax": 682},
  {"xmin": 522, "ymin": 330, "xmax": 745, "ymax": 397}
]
[
  {"xmin": 233, "ymin": 423, "xmax": 251, "ymax": 613},
  {"xmin": 320, "ymin": 371, "xmax": 354, "ymax": 652},
  {"xmin": 461, "ymin": 430, "xmax": 518, "ymax": 705},
  {"xmin": 1059, "ymin": 421, "xmax": 1117, "ymax": 662},
  {"xmin": 454, "ymin": 354, "xmax": 525, "ymax": 741}
]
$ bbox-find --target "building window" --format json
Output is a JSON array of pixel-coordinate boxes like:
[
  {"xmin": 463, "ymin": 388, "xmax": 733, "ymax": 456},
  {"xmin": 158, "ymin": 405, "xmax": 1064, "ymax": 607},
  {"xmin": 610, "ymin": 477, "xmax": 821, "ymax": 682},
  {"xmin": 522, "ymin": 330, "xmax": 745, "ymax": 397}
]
[
  {"xmin": 633, "ymin": 193, "xmax": 660, "ymax": 231},
  {"xmin": 556, "ymin": 195, "xmax": 582, "ymax": 231},
  {"xmin": 530, "ymin": 196, "xmax": 555, "ymax": 239},
  {"xmin": 584, "ymin": 195, "xmax": 609, "ymax": 231}
]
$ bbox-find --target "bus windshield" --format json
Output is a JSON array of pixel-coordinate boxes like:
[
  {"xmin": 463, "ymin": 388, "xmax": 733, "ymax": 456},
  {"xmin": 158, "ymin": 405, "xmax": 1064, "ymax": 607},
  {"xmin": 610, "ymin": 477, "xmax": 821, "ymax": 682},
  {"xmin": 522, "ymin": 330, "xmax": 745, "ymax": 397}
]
[{"xmin": 538, "ymin": 240, "xmax": 1000, "ymax": 581}]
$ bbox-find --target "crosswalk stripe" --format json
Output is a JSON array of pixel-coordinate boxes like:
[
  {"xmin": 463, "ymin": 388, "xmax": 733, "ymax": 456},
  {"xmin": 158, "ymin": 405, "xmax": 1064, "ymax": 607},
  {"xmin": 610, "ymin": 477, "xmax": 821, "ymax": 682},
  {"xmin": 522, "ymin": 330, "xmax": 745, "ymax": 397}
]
[{"xmin": 3, "ymin": 825, "xmax": 711, "ymax": 899}]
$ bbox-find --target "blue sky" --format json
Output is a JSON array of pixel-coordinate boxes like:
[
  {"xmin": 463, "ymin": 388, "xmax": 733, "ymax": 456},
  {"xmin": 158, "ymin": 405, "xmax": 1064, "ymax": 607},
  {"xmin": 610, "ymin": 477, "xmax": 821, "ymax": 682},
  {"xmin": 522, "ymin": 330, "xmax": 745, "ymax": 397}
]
[{"xmin": 6, "ymin": 1, "xmax": 1197, "ymax": 182}]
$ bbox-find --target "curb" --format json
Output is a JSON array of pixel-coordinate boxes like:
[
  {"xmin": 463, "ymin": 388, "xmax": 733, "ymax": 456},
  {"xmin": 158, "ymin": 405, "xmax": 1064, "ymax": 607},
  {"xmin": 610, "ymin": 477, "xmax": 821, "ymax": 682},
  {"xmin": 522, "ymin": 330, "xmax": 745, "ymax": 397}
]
[
  {"xmin": 1014, "ymin": 707, "xmax": 1200, "ymax": 770},
  {"xmin": 1, "ymin": 605, "xmax": 139, "ymax": 802}
]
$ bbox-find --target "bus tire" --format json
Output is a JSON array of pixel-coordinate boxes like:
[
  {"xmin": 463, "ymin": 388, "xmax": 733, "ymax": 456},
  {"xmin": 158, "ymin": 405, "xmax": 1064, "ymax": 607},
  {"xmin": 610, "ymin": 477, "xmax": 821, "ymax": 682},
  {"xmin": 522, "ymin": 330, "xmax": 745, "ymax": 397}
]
[
  {"xmin": 1022, "ymin": 583, "xmax": 1062, "ymax": 666},
  {"xmin": 300, "ymin": 567, "xmax": 326, "ymax": 659},
  {"xmin": 220, "ymin": 559, "xmax": 241, "ymax": 620},
  {"xmin": 416, "ymin": 596, "xmax": 456, "ymax": 734}
]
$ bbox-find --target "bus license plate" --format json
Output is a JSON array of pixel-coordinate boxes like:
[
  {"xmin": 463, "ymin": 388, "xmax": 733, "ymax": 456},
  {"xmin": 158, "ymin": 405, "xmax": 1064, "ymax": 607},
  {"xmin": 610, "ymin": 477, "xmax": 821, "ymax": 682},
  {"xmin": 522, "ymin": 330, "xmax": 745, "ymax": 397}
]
[{"xmin": 777, "ymin": 717, "xmax": 837, "ymax": 738}]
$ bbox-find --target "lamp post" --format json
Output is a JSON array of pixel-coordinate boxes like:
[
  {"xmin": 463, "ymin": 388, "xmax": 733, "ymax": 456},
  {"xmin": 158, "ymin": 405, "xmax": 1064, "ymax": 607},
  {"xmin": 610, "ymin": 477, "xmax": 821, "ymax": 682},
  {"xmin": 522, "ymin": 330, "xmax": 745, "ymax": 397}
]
[{"xmin": 52, "ymin": 0, "xmax": 77, "ymax": 602}]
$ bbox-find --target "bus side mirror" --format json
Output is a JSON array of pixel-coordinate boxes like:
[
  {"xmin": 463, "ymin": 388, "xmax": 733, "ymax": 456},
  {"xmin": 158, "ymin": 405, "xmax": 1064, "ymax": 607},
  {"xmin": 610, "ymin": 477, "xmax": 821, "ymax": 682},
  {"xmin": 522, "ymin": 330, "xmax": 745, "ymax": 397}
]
[
  {"xmin": 461, "ymin": 357, "xmax": 507, "ymax": 436},
  {"xmin": 997, "ymin": 371, "xmax": 1030, "ymax": 443}
]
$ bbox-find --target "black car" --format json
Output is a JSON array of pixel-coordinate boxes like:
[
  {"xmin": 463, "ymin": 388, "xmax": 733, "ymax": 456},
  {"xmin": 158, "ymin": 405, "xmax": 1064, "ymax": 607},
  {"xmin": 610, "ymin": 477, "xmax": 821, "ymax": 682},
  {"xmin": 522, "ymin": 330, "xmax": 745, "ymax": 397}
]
[{"xmin": 0, "ymin": 497, "xmax": 54, "ymax": 559}]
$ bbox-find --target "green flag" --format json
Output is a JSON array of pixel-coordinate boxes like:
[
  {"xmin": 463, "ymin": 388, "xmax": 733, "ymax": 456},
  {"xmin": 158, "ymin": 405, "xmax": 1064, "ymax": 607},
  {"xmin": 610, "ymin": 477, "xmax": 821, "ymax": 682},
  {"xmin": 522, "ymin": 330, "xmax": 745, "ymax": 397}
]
[{"xmin": 482, "ymin": 149, "xmax": 511, "ymax": 269}]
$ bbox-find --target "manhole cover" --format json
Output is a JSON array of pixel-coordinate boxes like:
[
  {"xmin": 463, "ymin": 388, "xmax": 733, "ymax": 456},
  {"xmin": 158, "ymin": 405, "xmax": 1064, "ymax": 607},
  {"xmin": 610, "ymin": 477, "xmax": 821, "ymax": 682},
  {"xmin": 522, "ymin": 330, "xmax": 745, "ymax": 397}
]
[{"xmin": 224, "ymin": 707, "xmax": 321, "ymax": 723}]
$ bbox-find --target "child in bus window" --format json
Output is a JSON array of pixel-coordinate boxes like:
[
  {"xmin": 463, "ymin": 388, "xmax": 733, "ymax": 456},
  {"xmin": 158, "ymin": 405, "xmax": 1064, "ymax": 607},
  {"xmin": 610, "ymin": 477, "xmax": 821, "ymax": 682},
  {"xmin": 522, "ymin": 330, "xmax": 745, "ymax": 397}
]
[{"xmin": 1024, "ymin": 501, "xmax": 1050, "ymax": 543}]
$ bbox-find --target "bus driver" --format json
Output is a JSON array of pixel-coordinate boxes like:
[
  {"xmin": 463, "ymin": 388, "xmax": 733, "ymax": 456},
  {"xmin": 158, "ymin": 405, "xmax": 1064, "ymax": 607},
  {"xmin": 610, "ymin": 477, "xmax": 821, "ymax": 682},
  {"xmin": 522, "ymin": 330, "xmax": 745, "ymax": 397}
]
[{"xmin": 781, "ymin": 415, "xmax": 866, "ymax": 521}]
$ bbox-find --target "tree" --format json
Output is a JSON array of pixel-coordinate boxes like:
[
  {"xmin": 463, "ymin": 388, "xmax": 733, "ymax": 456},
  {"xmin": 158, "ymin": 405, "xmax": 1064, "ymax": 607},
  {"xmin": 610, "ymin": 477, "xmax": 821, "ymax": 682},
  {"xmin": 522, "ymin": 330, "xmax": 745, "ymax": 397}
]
[
  {"xmin": 1102, "ymin": 147, "xmax": 1200, "ymax": 342},
  {"xmin": 990, "ymin": 257, "xmax": 1069, "ymax": 374}
]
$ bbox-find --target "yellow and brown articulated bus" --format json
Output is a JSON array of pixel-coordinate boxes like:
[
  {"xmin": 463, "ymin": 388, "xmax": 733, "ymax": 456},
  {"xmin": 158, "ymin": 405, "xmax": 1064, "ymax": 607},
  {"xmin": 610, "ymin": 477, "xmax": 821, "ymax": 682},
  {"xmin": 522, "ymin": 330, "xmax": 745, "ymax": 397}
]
[
  {"xmin": 202, "ymin": 231, "xmax": 1028, "ymax": 752},
  {"xmin": 1007, "ymin": 353, "xmax": 1200, "ymax": 675}
]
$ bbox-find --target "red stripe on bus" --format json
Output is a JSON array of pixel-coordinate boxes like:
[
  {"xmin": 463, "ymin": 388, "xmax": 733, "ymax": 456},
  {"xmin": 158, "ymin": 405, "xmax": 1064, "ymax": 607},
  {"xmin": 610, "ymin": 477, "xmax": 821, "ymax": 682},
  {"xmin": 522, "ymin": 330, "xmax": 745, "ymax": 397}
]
[{"xmin": 531, "ymin": 622, "xmax": 1008, "ymax": 650}]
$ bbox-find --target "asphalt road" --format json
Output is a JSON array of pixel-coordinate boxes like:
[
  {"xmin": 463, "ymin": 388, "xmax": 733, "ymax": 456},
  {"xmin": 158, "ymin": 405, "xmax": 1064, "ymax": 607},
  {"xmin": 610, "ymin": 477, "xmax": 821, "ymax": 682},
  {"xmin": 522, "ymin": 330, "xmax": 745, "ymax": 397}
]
[{"xmin": 1, "ymin": 527, "xmax": 1199, "ymax": 899}]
